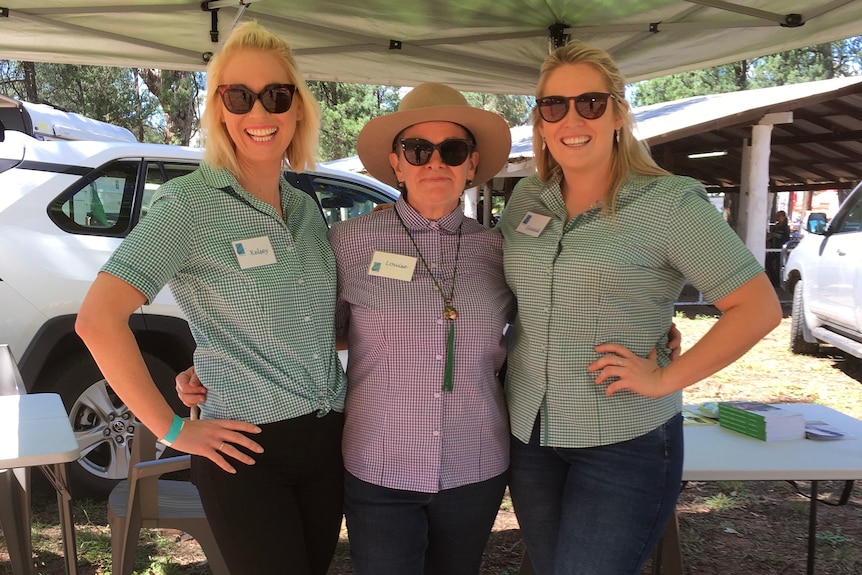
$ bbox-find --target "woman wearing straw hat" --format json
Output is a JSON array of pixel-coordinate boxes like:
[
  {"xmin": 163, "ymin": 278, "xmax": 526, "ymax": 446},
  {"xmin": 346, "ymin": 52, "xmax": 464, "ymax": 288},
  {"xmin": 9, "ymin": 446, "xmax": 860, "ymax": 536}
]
[{"xmin": 328, "ymin": 82, "xmax": 514, "ymax": 575}]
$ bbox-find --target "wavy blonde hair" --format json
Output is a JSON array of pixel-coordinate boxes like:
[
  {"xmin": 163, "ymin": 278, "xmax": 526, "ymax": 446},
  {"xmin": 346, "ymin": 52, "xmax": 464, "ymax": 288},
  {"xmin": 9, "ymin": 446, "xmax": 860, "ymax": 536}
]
[
  {"xmin": 532, "ymin": 41, "xmax": 668, "ymax": 207},
  {"xmin": 201, "ymin": 21, "xmax": 320, "ymax": 176}
]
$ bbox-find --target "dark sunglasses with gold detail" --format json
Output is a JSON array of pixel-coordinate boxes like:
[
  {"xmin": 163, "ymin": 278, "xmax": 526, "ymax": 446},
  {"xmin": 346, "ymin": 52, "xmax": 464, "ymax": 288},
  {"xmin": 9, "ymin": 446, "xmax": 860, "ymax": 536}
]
[{"xmin": 216, "ymin": 83, "xmax": 297, "ymax": 115}]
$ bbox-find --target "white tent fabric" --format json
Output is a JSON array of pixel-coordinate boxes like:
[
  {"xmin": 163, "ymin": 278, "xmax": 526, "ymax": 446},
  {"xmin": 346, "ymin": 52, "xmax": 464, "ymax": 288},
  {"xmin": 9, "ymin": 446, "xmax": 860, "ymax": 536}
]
[{"xmin": 1, "ymin": 1, "xmax": 861, "ymax": 94}]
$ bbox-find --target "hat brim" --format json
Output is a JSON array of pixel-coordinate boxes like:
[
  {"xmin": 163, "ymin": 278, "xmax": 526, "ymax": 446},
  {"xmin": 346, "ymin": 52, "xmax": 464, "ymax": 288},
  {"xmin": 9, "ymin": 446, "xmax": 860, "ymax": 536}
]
[{"xmin": 357, "ymin": 104, "xmax": 512, "ymax": 189}]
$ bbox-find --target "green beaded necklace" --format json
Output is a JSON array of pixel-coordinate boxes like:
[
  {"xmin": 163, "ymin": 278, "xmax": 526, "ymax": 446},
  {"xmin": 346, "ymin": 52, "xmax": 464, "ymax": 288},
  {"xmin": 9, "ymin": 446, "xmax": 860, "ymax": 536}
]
[{"xmin": 395, "ymin": 207, "xmax": 463, "ymax": 392}]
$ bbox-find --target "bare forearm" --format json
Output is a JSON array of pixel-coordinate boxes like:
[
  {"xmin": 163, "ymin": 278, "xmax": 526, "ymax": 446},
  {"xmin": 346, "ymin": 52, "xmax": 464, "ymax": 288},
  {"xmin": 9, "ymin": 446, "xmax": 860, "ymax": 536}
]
[{"xmin": 76, "ymin": 273, "xmax": 177, "ymax": 438}]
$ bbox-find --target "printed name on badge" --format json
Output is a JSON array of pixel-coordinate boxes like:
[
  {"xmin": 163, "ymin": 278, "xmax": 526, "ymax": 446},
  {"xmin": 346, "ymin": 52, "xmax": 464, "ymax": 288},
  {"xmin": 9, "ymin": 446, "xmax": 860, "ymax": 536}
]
[
  {"xmin": 516, "ymin": 212, "xmax": 552, "ymax": 237},
  {"xmin": 368, "ymin": 251, "xmax": 417, "ymax": 281},
  {"xmin": 232, "ymin": 236, "xmax": 277, "ymax": 269}
]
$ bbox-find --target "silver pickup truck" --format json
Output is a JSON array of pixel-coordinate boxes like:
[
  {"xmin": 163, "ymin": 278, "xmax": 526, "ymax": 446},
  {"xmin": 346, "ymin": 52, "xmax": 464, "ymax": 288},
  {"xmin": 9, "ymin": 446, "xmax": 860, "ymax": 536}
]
[{"xmin": 783, "ymin": 181, "xmax": 862, "ymax": 358}]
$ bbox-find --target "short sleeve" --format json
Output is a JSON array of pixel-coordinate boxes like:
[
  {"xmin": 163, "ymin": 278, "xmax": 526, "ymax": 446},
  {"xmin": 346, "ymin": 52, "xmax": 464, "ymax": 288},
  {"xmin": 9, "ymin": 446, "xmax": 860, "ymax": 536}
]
[{"xmin": 101, "ymin": 182, "xmax": 196, "ymax": 303}]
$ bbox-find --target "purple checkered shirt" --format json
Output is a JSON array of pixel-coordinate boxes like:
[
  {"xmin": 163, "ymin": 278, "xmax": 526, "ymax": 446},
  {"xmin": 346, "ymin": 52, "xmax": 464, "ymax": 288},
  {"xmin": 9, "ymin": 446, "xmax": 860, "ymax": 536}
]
[{"xmin": 329, "ymin": 197, "xmax": 514, "ymax": 493}]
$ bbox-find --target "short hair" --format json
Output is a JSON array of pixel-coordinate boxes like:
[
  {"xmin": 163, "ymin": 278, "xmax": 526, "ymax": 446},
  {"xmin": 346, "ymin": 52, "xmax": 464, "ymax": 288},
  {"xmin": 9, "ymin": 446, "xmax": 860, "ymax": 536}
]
[
  {"xmin": 532, "ymin": 41, "xmax": 669, "ymax": 209},
  {"xmin": 201, "ymin": 21, "xmax": 320, "ymax": 177}
]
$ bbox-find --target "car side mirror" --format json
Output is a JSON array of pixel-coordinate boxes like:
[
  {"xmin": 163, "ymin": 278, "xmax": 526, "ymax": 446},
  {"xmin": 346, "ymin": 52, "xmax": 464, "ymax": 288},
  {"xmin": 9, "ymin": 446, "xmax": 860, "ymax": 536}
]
[{"xmin": 806, "ymin": 213, "xmax": 828, "ymax": 235}]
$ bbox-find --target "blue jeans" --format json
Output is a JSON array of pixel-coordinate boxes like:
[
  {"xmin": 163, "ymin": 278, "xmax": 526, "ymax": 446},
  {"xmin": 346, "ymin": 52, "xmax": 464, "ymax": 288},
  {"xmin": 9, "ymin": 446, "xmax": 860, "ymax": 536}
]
[
  {"xmin": 510, "ymin": 414, "xmax": 683, "ymax": 575},
  {"xmin": 344, "ymin": 471, "xmax": 508, "ymax": 575}
]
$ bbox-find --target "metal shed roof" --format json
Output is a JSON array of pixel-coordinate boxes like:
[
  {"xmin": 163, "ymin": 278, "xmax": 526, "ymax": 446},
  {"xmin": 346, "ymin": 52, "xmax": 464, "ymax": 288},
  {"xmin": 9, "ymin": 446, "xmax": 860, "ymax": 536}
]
[{"xmin": 640, "ymin": 76, "xmax": 862, "ymax": 191}]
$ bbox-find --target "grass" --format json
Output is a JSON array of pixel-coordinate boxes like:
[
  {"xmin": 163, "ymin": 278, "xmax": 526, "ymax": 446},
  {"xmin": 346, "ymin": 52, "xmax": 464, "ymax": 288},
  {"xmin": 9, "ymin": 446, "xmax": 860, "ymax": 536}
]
[{"xmin": 3, "ymin": 311, "xmax": 862, "ymax": 574}]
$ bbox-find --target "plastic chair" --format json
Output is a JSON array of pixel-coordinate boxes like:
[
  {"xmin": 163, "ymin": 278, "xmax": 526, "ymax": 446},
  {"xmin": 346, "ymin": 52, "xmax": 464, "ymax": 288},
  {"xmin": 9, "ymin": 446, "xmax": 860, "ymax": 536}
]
[
  {"xmin": 107, "ymin": 421, "xmax": 229, "ymax": 575},
  {"xmin": 0, "ymin": 344, "xmax": 34, "ymax": 574}
]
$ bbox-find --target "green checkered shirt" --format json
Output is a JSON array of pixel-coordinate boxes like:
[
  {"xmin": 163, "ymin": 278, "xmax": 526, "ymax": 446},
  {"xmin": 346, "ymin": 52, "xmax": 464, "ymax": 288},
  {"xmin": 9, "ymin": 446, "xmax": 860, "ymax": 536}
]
[
  {"xmin": 103, "ymin": 162, "xmax": 345, "ymax": 424},
  {"xmin": 500, "ymin": 172, "xmax": 762, "ymax": 447}
]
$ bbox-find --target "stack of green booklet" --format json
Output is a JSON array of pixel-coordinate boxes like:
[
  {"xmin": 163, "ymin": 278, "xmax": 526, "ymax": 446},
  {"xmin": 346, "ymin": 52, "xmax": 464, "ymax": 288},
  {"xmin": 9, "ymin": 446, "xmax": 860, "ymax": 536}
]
[{"xmin": 717, "ymin": 401, "xmax": 805, "ymax": 441}]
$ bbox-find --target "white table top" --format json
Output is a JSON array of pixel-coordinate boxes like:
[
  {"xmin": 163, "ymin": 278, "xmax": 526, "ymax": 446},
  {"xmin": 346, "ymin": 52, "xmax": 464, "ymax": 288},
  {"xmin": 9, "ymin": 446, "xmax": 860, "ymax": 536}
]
[
  {"xmin": 683, "ymin": 403, "xmax": 862, "ymax": 481},
  {"xmin": 0, "ymin": 393, "xmax": 80, "ymax": 468}
]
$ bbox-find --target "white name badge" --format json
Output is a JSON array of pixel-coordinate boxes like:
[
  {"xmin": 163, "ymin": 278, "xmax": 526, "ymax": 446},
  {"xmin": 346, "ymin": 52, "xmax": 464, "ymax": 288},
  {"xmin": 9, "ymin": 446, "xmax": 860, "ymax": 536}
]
[
  {"xmin": 516, "ymin": 211, "xmax": 552, "ymax": 237},
  {"xmin": 232, "ymin": 236, "xmax": 277, "ymax": 269},
  {"xmin": 368, "ymin": 251, "xmax": 417, "ymax": 281}
]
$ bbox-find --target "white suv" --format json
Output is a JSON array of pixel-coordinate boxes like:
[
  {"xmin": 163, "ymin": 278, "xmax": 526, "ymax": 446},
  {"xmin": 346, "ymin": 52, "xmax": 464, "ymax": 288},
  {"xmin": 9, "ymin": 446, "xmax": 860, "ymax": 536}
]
[
  {"xmin": 0, "ymin": 127, "xmax": 398, "ymax": 498},
  {"xmin": 783, "ymin": 181, "xmax": 862, "ymax": 358}
]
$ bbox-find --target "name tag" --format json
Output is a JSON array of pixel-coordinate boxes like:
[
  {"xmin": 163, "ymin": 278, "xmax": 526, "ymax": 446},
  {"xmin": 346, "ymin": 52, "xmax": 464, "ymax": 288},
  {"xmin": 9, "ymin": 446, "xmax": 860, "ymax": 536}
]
[
  {"xmin": 232, "ymin": 236, "xmax": 277, "ymax": 269},
  {"xmin": 516, "ymin": 211, "xmax": 552, "ymax": 237},
  {"xmin": 368, "ymin": 251, "xmax": 417, "ymax": 281}
]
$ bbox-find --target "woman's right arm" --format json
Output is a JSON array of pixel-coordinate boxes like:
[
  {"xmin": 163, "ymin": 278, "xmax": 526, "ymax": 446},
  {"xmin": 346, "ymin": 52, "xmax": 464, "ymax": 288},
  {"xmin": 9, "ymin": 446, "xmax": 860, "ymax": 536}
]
[{"xmin": 76, "ymin": 272, "xmax": 262, "ymax": 473}]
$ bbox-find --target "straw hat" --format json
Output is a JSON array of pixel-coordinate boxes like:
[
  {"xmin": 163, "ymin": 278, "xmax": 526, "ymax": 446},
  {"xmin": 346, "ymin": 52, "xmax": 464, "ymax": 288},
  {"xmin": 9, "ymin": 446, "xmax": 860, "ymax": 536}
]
[{"xmin": 357, "ymin": 82, "xmax": 511, "ymax": 188}]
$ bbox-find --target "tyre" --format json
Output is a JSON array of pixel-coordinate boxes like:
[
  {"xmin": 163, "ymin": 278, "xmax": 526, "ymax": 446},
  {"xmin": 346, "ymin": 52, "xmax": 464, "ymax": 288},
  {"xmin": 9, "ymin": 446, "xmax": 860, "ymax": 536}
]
[
  {"xmin": 38, "ymin": 351, "xmax": 187, "ymax": 499},
  {"xmin": 790, "ymin": 281, "xmax": 819, "ymax": 356}
]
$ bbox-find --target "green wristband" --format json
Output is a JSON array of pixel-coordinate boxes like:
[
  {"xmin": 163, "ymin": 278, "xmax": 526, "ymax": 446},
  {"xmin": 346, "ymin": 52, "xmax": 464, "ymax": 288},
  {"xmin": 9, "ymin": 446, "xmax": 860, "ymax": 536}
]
[{"xmin": 159, "ymin": 414, "xmax": 185, "ymax": 446}]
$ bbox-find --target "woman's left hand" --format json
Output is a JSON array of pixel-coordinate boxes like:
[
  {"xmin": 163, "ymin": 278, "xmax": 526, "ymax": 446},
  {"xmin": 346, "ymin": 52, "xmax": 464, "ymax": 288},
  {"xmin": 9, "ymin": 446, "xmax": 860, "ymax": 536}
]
[{"xmin": 589, "ymin": 343, "xmax": 669, "ymax": 398}]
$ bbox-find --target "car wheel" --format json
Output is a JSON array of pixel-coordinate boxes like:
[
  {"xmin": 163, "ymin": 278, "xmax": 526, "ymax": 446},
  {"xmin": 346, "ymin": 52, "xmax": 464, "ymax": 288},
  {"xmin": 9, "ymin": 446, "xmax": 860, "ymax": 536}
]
[
  {"xmin": 790, "ymin": 281, "xmax": 819, "ymax": 356},
  {"xmin": 39, "ymin": 351, "xmax": 186, "ymax": 499}
]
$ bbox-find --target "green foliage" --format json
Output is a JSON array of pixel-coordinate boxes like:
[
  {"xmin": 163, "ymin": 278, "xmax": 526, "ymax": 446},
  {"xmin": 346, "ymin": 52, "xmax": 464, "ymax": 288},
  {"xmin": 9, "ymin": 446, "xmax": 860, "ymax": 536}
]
[
  {"xmin": 631, "ymin": 62, "xmax": 748, "ymax": 107},
  {"xmin": 816, "ymin": 529, "xmax": 854, "ymax": 547},
  {"xmin": 464, "ymin": 92, "xmax": 533, "ymax": 127},
  {"xmin": 308, "ymin": 81, "xmax": 400, "ymax": 161},
  {"xmin": 630, "ymin": 36, "xmax": 862, "ymax": 107}
]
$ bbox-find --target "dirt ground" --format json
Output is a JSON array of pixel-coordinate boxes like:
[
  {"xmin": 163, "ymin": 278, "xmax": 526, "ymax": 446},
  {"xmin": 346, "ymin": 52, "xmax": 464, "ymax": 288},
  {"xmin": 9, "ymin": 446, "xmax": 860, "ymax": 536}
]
[{"xmin": 4, "ymin": 313, "xmax": 862, "ymax": 574}]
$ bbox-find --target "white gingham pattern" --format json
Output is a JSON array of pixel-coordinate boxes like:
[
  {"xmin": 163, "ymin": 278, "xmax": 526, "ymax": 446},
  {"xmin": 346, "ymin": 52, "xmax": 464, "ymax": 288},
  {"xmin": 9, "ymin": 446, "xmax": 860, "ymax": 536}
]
[
  {"xmin": 103, "ymin": 162, "xmax": 346, "ymax": 425},
  {"xmin": 500, "ymin": 172, "xmax": 763, "ymax": 448},
  {"xmin": 330, "ymin": 197, "xmax": 515, "ymax": 493}
]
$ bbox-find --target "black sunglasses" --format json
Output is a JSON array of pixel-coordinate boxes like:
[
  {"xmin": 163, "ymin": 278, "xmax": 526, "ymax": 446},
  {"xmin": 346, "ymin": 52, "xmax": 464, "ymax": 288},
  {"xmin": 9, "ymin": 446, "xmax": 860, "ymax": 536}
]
[
  {"xmin": 216, "ymin": 83, "xmax": 297, "ymax": 114},
  {"xmin": 399, "ymin": 138, "xmax": 474, "ymax": 167},
  {"xmin": 536, "ymin": 92, "xmax": 616, "ymax": 123}
]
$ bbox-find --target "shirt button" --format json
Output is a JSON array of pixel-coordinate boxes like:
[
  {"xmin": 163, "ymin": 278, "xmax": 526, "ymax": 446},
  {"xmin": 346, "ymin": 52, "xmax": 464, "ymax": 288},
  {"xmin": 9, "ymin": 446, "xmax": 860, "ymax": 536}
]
[
  {"xmin": 543, "ymin": 307, "xmax": 550, "ymax": 313},
  {"xmin": 304, "ymin": 316, "xmax": 311, "ymax": 322},
  {"xmin": 436, "ymin": 319, "xmax": 444, "ymax": 325},
  {"xmin": 297, "ymin": 278, "xmax": 305, "ymax": 285},
  {"xmin": 430, "ymin": 262, "xmax": 438, "ymax": 269},
  {"xmin": 546, "ymin": 267, "xmax": 552, "ymax": 274},
  {"xmin": 434, "ymin": 392, "xmax": 441, "ymax": 399},
  {"xmin": 432, "ymin": 430, "xmax": 440, "ymax": 437},
  {"xmin": 435, "ymin": 354, "xmax": 443, "ymax": 361},
  {"xmin": 312, "ymin": 353, "xmax": 320, "ymax": 359},
  {"xmin": 287, "ymin": 245, "xmax": 295, "ymax": 251}
]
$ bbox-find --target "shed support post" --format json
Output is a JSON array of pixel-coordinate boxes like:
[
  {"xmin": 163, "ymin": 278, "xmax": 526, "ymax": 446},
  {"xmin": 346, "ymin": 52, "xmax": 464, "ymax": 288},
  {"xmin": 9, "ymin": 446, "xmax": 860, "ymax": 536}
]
[{"xmin": 742, "ymin": 112, "xmax": 792, "ymax": 266}]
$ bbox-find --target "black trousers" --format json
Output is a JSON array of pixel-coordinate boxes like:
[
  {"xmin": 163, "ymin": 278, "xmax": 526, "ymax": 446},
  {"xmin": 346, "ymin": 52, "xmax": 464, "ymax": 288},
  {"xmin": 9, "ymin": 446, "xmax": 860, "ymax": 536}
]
[{"xmin": 192, "ymin": 411, "xmax": 345, "ymax": 575}]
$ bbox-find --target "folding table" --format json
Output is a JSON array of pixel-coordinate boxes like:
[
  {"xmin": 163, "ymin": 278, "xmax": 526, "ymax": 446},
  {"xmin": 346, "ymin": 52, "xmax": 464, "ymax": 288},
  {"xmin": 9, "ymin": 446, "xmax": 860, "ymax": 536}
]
[{"xmin": 0, "ymin": 393, "xmax": 81, "ymax": 575}]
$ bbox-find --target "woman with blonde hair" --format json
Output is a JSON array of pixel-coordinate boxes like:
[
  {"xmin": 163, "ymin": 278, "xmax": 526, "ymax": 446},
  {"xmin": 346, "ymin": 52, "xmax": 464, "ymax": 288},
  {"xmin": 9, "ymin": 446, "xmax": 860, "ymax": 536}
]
[
  {"xmin": 77, "ymin": 22, "xmax": 346, "ymax": 574},
  {"xmin": 500, "ymin": 41, "xmax": 781, "ymax": 574}
]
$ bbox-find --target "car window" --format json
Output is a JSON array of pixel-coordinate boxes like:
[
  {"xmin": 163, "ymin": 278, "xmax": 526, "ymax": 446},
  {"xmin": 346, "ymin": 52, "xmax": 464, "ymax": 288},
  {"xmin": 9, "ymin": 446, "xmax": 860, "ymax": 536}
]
[
  {"xmin": 831, "ymin": 191, "xmax": 862, "ymax": 234},
  {"xmin": 49, "ymin": 159, "xmax": 199, "ymax": 236},
  {"xmin": 308, "ymin": 174, "xmax": 395, "ymax": 226},
  {"xmin": 141, "ymin": 161, "xmax": 200, "ymax": 219},
  {"xmin": 48, "ymin": 160, "xmax": 140, "ymax": 235}
]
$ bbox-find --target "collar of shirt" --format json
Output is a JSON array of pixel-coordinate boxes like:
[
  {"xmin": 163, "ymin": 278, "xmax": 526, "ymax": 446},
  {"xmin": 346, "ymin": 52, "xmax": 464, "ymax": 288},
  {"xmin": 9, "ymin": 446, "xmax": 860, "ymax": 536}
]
[
  {"xmin": 537, "ymin": 171, "xmax": 660, "ymax": 217},
  {"xmin": 395, "ymin": 195, "xmax": 465, "ymax": 233}
]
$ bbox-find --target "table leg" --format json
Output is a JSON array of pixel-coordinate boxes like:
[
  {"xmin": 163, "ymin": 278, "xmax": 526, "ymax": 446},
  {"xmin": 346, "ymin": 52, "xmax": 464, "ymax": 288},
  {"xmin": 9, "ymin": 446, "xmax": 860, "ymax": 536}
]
[
  {"xmin": 653, "ymin": 510, "xmax": 684, "ymax": 575},
  {"xmin": 807, "ymin": 480, "xmax": 818, "ymax": 575},
  {"xmin": 40, "ymin": 462, "xmax": 78, "ymax": 575},
  {"xmin": 0, "ymin": 467, "xmax": 34, "ymax": 575}
]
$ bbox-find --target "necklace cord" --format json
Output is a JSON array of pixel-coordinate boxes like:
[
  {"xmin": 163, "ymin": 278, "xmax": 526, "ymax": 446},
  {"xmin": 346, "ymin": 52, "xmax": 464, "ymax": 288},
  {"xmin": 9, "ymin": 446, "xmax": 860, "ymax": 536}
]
[{"xmin": 395, "ymin": 208, "xmax": 462, "ymax": 392}]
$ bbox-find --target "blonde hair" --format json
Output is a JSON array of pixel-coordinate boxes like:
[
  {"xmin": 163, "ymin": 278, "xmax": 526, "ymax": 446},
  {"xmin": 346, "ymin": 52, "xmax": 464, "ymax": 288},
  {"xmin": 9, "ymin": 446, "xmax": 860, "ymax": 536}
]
[
  {"xmin": 201, "ymin": 21, "xmax": 320, "ymax": 177},
  {"xmin": 532, "ymin": 41, "xmax": 668, "ymax": 206}
]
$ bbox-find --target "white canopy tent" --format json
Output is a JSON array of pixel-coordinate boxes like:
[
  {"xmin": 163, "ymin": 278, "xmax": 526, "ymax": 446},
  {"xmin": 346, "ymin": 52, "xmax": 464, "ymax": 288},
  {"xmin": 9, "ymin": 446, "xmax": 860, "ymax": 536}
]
[
  {"xmin": 1, "ymin": 1, "xmax": 861, "ymax": 94},
  {"xmin": 4, "ymin": 0, "xmax": 861, "ymax": 270}
]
